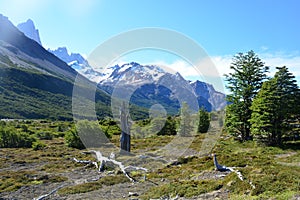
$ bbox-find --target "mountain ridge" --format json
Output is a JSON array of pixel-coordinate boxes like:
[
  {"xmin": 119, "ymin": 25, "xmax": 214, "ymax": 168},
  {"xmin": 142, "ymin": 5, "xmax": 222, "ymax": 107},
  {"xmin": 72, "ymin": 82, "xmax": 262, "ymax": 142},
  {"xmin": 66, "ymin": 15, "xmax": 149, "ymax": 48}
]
[
  {"xmin": 0, "ymin": 14, "xmax": 112, "ymax": 120},
  {"xmin": 48, "ymin": 47, "xmax": 104, "ymax": 83},
  {"xmin": 11, "ymin": 16, "xmax": 226, "ymax": 118},
  {"xmin": 98, "ymin": 62, "xmax": 226, "ymax": 112}
]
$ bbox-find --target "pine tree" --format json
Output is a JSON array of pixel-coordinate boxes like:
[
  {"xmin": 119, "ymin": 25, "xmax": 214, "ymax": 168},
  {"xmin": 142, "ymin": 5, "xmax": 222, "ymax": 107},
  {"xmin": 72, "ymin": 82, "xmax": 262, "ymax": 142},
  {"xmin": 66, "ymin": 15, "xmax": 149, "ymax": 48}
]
[
  {"xmin": 250, "ymin": 78, "xmax": 279, "ymax": 144},
  {"xmin": 225, "ymin": 51, "xmax": 269, "ymax": 141},
  {"xmin": 274, "ymin": 66, "xmax": 299, "ymax": 118},
  {"xmin": 250, "ymin": 66, "xmax": 300, "ymax": 145},
  {"xmin": 156, "ymin": 116, "xmax": 177, "ymax": 136},
  {"xmin": 198, "ymin": 107, "xmax": 210, "ymax": 133}
]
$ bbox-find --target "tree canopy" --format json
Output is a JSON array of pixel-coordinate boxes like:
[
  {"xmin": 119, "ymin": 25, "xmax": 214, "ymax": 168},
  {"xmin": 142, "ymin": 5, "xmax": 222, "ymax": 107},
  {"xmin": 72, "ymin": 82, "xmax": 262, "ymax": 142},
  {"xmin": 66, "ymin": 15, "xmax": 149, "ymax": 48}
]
[
  {"xmin": 198, "ymin": 107, "xmax": 210, "ymax": 133},
  {"xmin": 250, "ymin": 66, "xmax": 300, "ymax": 145},
  {"xmin": 225, "ymin": 50, "xmax": 269, "ymax": 141}
]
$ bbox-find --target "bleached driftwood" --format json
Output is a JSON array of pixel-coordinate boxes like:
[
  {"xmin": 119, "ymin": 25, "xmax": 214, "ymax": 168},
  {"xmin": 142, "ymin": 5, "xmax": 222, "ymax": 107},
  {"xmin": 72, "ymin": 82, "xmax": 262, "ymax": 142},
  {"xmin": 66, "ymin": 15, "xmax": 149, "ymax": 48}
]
[
  {"xmin": 73, "ymin": 150, "xmax": 147, "ymax": 182},
  {"xmin": 33, "ymin": 184, "xmax": 66, "ymax": 200},
  {"xmin": 73, "ymin": 157, "xmax": 99, "ymax": 169}
]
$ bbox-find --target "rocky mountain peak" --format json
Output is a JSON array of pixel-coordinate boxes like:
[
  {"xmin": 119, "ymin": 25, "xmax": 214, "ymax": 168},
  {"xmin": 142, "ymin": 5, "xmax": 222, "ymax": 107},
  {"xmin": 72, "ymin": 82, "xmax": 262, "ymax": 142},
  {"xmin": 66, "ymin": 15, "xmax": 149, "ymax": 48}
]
[
  {"xmin": 98, "ymin": 62, "xmax": 226, "ymax": 111},
  {"xmin": 17, "ymin": 18, "xmax": 42, "ymax": 45}
]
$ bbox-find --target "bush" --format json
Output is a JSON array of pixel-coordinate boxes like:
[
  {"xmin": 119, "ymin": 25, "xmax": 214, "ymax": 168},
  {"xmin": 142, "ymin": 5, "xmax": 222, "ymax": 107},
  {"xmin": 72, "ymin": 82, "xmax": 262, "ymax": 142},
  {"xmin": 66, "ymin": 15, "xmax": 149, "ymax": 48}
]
[
  {"xmin": 32, "ymin": 141, "xmax": 46, "ymax": 150},
  {"xmin": 0, "ymin": 126, "xmax": 36, "ymax": 148},
  {"xmin": 156, "ymin": 116, "xmax": 177, "ymax": 136},
  {"xmin": 99, "ymin": 118, "xmax": 120, "ymax": 137},
  {"xmin": 64, "ymin": 128, "xmax": 85, "ymax": 149},
  {"xmin": 76, "ymin": 120, "xmax": 111, "ymax": 147},
  {"xmin": 36, "ymin": 131, "xmax": 53, "ymax": 140}
]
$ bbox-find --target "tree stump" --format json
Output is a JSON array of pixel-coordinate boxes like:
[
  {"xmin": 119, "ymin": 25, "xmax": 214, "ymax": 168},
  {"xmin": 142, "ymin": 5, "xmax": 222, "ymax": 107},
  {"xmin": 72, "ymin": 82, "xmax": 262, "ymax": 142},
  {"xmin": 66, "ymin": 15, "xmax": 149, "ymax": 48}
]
[{"xmin": 120, "ymin": 102, "xmax": 131, "ymax": 153}]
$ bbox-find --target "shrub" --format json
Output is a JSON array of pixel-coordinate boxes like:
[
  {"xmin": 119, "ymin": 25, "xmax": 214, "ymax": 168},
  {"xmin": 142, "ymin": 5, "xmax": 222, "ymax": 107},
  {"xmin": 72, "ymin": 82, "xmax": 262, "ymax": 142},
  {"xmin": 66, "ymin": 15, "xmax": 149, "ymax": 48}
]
[
  {"xmin": 99, "ymin": 118, "xmax": 119, "ymax": 137},
  {"xmin": 156, "ymin": 116, "xmax": 177, "ymax": 136},
  {"xmin": 32, "ymin": 141, "xmax": 46, "ymax": 150},
  {"xmin": 0, "ymin": 126, "xmax": 36, "ymax": 148},
  {"xmin": 64, "ymin": 128, "xmax": 85, "ymax": 149},
  {"xmin": 36, "ymin": 131, "xmax": 53, "ymax": 140}
]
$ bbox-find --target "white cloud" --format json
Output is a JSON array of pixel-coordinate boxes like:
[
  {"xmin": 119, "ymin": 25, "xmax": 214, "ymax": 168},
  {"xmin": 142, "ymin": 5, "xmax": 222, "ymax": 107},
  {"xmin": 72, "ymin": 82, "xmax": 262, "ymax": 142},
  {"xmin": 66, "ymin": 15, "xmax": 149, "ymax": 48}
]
[
  {"xmin": 210, "ymin": 55, "xmax": 233, "ymax": 77},
  {"xmin": 208, "ymin": 52, "xmax": 300, "ymax": 79},
  {"xmin": 107, "ymin": 51, "xmax": 300, "ymax": 92},
  {"xmin": 145, "ymin": 60, "xmax": 206, "ymax": 79},
  {"xmin": 262, "ymin": 53, "xmax": 300, "ymax": 77},
  {"xmin": 155, "ymin": 52, "xmax": 300, "ymax": 91},
  {"xmin": 143, "ymin": 59, "xmax": 226, "ymax": 92},
  {"xmin": 146, "ymin": 56, "xmax": 232, "ymax": 79},
  {"xmin": 260, "ymin": 46, "xmax": 269, "ymax": 51},
  {"xmin": 112, "ymin": 51, "xmax": 300, "ymax": 81}
]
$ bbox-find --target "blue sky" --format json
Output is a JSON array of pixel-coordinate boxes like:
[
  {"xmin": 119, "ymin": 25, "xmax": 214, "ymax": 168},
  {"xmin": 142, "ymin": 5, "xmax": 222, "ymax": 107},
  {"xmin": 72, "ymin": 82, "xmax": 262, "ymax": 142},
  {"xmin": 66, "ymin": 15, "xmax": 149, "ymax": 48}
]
[{"xmin": 1, "ymin": 0, "xmax": 300, "ymax": 92}]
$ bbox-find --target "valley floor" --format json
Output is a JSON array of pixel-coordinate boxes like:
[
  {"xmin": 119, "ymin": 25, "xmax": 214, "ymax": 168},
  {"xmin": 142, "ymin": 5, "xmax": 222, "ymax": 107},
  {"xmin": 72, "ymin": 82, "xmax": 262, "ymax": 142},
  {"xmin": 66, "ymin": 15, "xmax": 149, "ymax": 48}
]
[{"xmin": 0, "ymin": 120, "xmax": 299, "ymax": 200}]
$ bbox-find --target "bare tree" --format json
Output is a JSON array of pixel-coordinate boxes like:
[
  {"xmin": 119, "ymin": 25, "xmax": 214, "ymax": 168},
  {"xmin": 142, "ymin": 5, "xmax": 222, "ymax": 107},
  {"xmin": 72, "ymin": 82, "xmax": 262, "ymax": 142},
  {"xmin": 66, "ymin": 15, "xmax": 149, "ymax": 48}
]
[{"xmin": 120, "ymin": 102, "xmax": 131, "ymax": 152}]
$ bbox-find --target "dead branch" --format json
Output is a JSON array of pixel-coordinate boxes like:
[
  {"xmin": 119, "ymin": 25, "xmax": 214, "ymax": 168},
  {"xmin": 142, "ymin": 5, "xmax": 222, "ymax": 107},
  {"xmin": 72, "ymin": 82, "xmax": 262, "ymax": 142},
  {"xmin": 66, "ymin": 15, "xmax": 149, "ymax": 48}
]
[
  {"xmin": 73, "ymin": 150, "xmax": 148, "ymax": 182},
  {"xmin": 33, "ymin": 184, "xmax": 66, "ymax": 200},
  {"xmin": 72, "ymin": 157, "xmax": 99, "ymax": 169}
]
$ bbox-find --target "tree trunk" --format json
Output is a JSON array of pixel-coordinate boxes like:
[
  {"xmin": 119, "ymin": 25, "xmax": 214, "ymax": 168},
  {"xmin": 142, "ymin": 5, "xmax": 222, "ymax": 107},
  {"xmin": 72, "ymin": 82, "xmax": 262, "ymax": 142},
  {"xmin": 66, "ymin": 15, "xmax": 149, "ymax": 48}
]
[{"xmin": 120, "ymin": 102, "xmax": 130, "ymax": 152}]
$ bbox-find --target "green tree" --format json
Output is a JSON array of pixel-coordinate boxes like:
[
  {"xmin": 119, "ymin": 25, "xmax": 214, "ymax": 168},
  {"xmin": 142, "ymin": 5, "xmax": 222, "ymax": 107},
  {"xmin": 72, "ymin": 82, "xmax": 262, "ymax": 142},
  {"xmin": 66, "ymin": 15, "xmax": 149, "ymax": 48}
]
[
  {"xmin": 225, "ymin": 51, "xmax": 269, "ymax": 141},
  {"xmin": 250, "ymin": 78, "xmax": 279, "ymax": 145},
  {"xmin": 178, "ymin": 102, "xmax": 193, "ymax": 136},
  {"xmin": 250, "ymin": 66, "xmax": 300, "ymax": 145},
  {"xmin": 198, "ymin": 107, "xmax": 210, "ymax": 133},
  {"xmin": 274, "ymin": 66, "xmax": 300, "ymax": 120},
  {"xmin": 157, "ymin": 116, "xmax": 177, "ymax": 136}
]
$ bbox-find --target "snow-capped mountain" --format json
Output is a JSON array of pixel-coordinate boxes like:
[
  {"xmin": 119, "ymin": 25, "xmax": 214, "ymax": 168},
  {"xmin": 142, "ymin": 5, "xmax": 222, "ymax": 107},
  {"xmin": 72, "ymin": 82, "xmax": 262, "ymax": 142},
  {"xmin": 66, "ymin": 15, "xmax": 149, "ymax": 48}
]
[
  {"xmin": 48, "ymin": 47, "xmax": 104, "ymax": 82},
  {"xmin": 17, "ymin": 19, "xmax": 42, "ymax": 45},
  {"xmin": 99, "ymin": 62, "xmax": 226, "ymax": 112},
  {"xmin": 103, "ymin": 62, "xmax": 166, "ymax": 85},
  {"xmin": 15, "ymin": 18, "xmax": 226, "ymax": 113}
]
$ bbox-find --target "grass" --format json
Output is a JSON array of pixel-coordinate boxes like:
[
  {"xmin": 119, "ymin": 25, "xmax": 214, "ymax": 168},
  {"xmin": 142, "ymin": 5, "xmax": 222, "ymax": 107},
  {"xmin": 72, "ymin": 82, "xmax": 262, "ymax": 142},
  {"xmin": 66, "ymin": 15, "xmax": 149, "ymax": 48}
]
[
  {"xmin": 141, "ymin": 179, "xmax": 224, "ymax": 199},
  {"xmin": 58, "ymin": 175, "xmax": 129, "ymax": 195},
  {"xmin": 0, "ymin": 121, "xmax": 95, "ymax": 194},
  {"xmin": 0, "ymin": 170, "xmax": 67, "ymax": 193},
  {"xmin": 141, "ymin": 136, "xmax": 300, "ymax": 199},
  {"xmin": 0, "ymin": 120, "xmax": 299, "ymax": 199}
]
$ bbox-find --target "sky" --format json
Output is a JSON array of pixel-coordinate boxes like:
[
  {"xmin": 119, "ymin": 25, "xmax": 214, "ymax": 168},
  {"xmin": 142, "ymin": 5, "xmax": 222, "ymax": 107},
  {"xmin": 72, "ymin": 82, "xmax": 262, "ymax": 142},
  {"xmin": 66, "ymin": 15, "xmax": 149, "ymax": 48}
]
[{"xmin": 1, "ymin": 0, "xmax": 300, "ymax": 92}]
